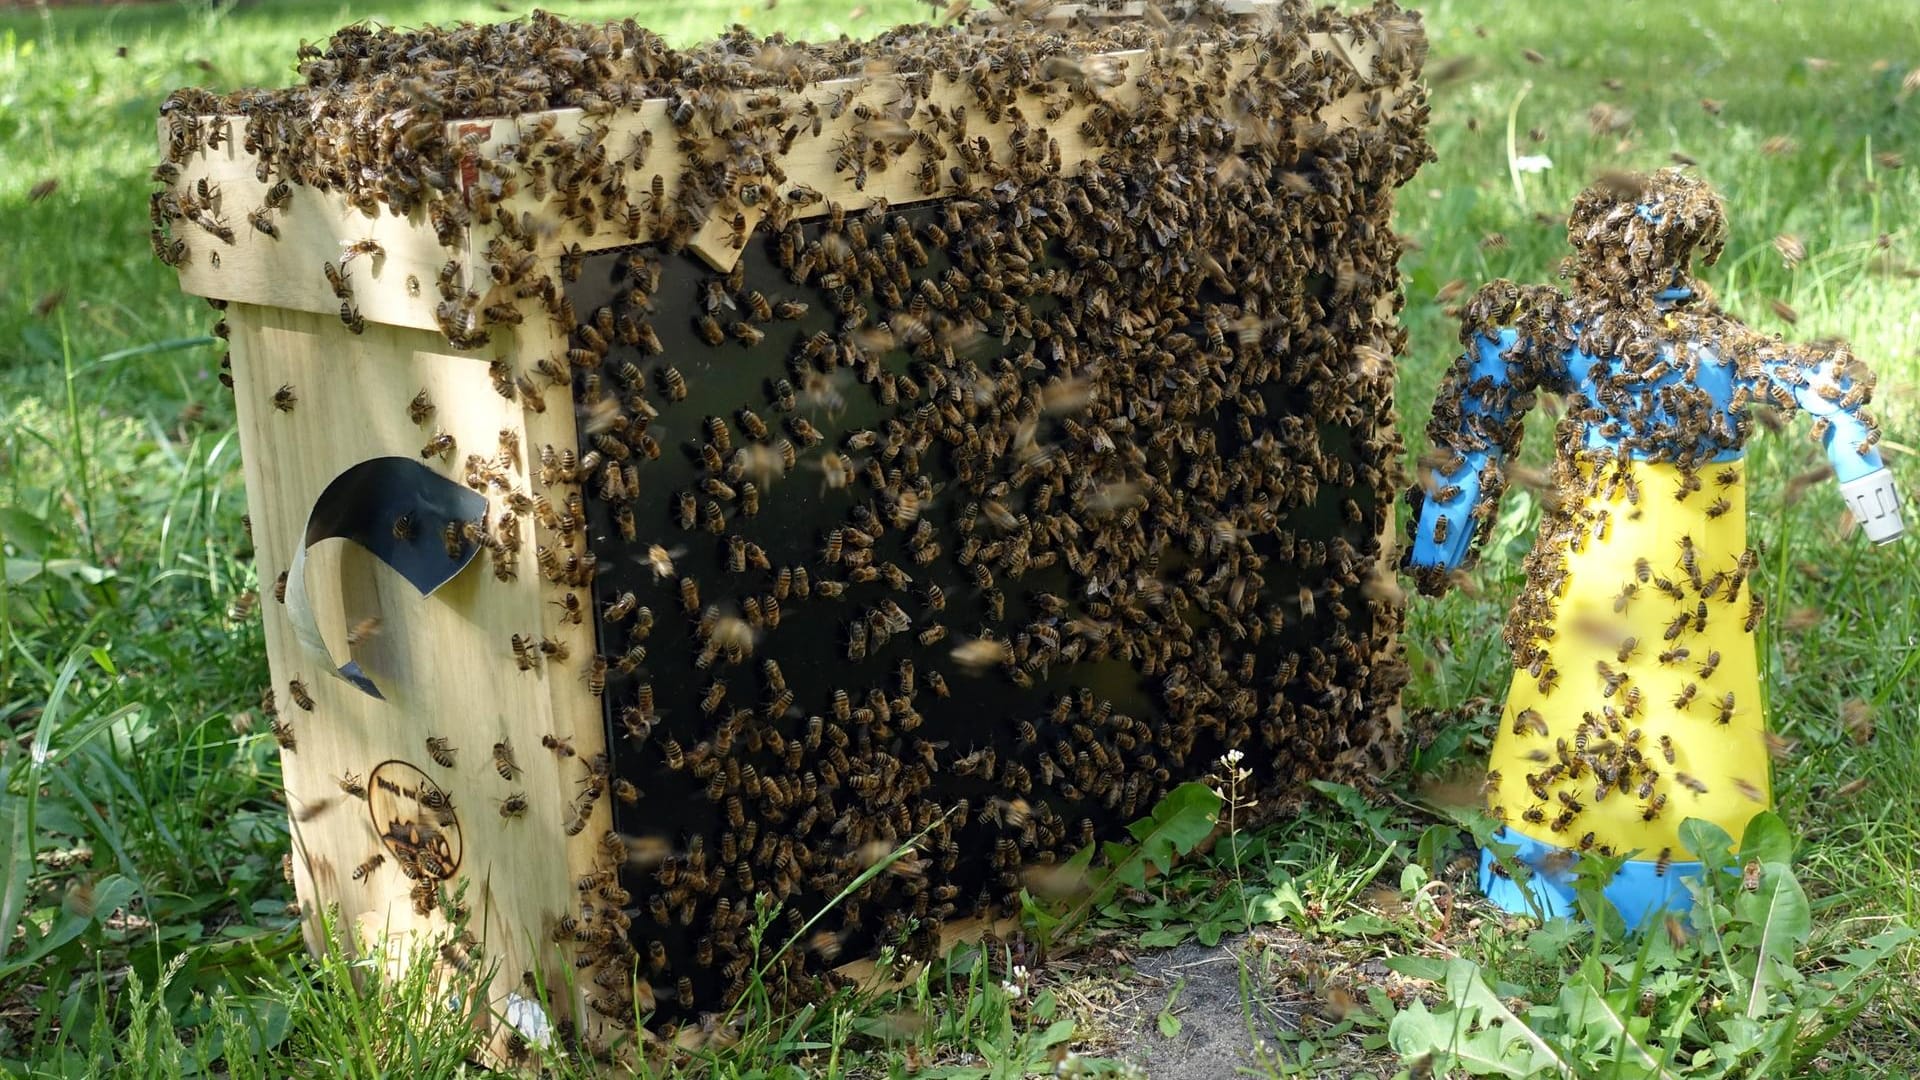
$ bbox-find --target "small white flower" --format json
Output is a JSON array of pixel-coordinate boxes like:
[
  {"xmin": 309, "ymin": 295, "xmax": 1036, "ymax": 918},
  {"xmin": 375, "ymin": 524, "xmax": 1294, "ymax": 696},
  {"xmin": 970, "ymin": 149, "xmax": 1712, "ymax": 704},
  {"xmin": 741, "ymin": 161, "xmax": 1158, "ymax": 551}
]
[
  {"xmin": 1000, "ymin": 979, "xmax": 1025, "ymax": 999},
  {"xmin": 1514, "ymin": 154, "xmax": 1554, "ymax": 174},
  {"xmin": 1223, "ymin": 748, "xmax": 1245, "ymax": 766}
]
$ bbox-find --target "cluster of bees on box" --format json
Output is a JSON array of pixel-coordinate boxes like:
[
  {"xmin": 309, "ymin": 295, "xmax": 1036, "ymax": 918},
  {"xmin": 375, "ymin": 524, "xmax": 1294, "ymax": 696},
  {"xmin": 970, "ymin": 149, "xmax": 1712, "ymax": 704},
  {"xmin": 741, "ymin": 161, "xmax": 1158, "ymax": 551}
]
[
  {"xmin": 156, "ymin": 0, "xmax": 1432, "ymax": 1035},
  {"xmin": 1407, "ymin": 169, "xmax": 1882, "ymax": 862}
]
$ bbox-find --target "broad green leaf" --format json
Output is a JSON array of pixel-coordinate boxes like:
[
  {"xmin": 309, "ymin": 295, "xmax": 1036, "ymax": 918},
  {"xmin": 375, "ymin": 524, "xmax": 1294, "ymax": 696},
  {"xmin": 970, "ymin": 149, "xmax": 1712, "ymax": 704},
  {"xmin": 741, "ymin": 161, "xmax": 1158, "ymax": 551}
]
[
  {"xmin": 1056, "ymin": 783, "xmax": 1219, "ymax": 933},
  {"xmin": 1737, "ymin": 812, "xmax": 1793, "ymax": 867},
  {"xmin": 0, "ymin": 750, "xmax": 32, "ymax": 968},
  {"xmin": 1385, "ymin": 956, "xmax": 1450, "ymax": 982},
  {"xmin": 1032, "ymin": 1018, "xmax": 1075, "ymax": 1053},
  {"xmin": 1120, "ymin": 785, "xmax": 1219, "ymax": 886},
  {"xmin": 1440, "ymin": 960, "xmax": 1573, "ymax": 1077},
  {"xmin": 1137, "ymin": 926, "xmax": 1190, "ymax": 948},
  {"xmin": 0, "ymin": 506, "xmax": 60, "ymax": 556},
  {"xmin": 1821, "ymin": 926, "xmax": 1917, "ymax": 998},
  {"xmin": 1736, "ymin": 861, "xmax": 1810, "ymax": 1018},
  {"xmin": 1157, "ymin": 1010, "xmax": 1181, "ymax": 1038},
  {"xmin": 1246, "ymin": 880, "xmax": 1304, "ymax": 925},
  {"xmin": 1329, "ymin": 912, "xmax": 1398, "ymax": 936},
  {"xmin": 1558, "ymin": 966, "xmax": 1684, "ymax": 1080},
  {"xmin": 1677, "ymin": 818, "xmax": 1735, "ymax": 873},
  {"xmin": 5, "ymin": 556, "xmax": 117, "ymax": 586},
  {"xmin": 4, "ymin": 875, "xmax": 138, "ymax": 979}
]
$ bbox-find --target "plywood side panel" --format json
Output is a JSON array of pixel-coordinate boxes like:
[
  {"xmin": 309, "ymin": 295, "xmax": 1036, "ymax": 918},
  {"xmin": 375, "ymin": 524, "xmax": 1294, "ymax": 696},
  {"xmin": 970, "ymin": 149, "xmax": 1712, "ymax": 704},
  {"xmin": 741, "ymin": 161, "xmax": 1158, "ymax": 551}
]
[{"xmin": 225, "ymin": 304, "xmax": 608, "ymax": 1053}]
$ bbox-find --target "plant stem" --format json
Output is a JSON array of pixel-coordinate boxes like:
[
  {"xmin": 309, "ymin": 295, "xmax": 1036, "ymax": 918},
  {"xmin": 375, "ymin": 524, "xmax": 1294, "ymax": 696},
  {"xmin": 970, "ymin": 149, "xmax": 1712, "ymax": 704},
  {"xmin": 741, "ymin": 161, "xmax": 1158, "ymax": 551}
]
[
  {"xmin": 1506, "ymin": 80, "xmax": 1533, "ymax": 208},
  {"xmin": 58, "ymin": 308, "xmax": 99, "ymax": 563}
]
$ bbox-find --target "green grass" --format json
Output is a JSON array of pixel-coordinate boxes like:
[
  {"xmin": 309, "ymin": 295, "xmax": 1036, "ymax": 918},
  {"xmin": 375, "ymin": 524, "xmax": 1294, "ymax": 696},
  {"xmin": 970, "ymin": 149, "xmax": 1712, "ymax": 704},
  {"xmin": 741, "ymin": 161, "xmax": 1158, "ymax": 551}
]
[{"xmin": 3, "ymin": 0, "xmax": 1920, "ymax": 1076}]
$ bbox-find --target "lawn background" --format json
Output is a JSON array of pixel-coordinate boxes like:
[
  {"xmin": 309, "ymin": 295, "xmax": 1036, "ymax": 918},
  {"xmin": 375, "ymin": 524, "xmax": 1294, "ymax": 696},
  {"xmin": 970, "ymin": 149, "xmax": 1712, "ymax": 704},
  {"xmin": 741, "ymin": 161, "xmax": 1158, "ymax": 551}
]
[{"xmin": 1, "ymin": 0, "xmax": 1917, "ymax": 1075}]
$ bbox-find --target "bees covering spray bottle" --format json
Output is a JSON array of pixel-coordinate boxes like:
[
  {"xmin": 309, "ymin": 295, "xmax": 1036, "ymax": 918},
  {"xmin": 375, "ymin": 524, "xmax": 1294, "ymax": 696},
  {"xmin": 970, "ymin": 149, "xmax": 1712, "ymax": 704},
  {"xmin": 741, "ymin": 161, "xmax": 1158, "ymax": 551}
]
[{"xmin": 1404, "ymin": 169, "xmax": 1904, "ymax": 926}]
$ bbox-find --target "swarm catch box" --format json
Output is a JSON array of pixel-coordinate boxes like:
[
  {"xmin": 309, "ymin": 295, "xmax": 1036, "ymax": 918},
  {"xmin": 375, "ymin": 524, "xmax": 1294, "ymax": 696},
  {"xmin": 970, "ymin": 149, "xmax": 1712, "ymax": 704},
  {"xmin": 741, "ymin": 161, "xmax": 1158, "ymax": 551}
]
[{"xmin": 154, "ymin": 0, "xmax": 1429, "ymax": 1060}]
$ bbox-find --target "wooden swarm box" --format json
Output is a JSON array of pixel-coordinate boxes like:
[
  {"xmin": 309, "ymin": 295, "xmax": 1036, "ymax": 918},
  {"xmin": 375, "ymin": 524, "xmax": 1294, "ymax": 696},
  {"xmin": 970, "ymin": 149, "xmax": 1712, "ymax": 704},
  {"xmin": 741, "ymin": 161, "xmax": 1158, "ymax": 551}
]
[{"xmin": 154, "ymin": 0, "xmax": 1429, "ymax": 1063}]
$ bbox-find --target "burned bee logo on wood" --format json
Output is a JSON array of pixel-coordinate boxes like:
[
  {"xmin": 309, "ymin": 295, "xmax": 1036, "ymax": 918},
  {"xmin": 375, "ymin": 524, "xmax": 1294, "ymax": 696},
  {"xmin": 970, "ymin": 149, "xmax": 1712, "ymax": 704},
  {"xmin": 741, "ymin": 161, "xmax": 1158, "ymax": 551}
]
[
  {"xmin": 367, "ymin": 761, "xmax": 464, "ymax": 879},
  {"xmin": 150, "ymin": 0, "xmax": 1432, "ymax": 1031}
]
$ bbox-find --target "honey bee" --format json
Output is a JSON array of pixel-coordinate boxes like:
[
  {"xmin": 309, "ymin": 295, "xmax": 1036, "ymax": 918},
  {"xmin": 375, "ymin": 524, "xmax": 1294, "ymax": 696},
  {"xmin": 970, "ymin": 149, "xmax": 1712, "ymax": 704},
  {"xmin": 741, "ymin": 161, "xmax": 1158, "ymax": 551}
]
[
  {"xmin": 1612, "ymin": 582, "xmax": 1637, "ymax": 613},
  {"xmin": 340, "ymin": 238, "xmax": 384, "ymax": 266},
  {"xmin": 269, "ymin": 719, "xmax": 296, "ymax": 750},
  {"xmin": 421, "ymin": 432, "xmax": 455, "ymax": 461},
  {"xmin": 542, "ymin": 733, "xmax": 575, "ymax": 758},
  {"xmin": 499, "ymin": 792, "xmax": 529, "ymax": 818},
  {"xmin": 604, "ymin": 591, "xmax": 640, "ymax": 623},
  {"xmin": 389, "ymin": 509, "xmax": 423, "ymax": 543},
  {"xmin": 352, "ymin": 854, "xmax": 385, "ymax": 882},
  {"xmin": 337, "ymin": 771, "xmax": 367, "ymax": 798},
  {"xmin": 1674, "ymin": 772, "xmax": 1709, "ymax": 795},
  {"xmin": 408, "ymin": 389, "xmax": 435, "ymax": 425},
  {"xmin": 660, "ymin": 365, "xmax": 688, "ymax": 401},
  {"xmin": 492, "ymin": 739, "xmax": 521, "ymax": 780},
  {"xmin": 273, "ymin": 571, "xmax": 288, "ymax": 604},
  {"xmin": 679, "ymin": 575, "xmax": 700, "ymax": 612},
  {"xmin": 1713, "ymin": 692, "xmax": 1737, "ymax": 724},
  {"xmin": 247, "ymin": 206, "xmax": 279, "ymax": 238},
  {"xmin": 510, "ymin": 633, "xmax": 539, "ymax": 671},
  {"xmin": 272, "ymin": 384, "xmax": 298, "ymax": 412},
  {"xmin": 1835, "ymin": 777, "xmax": 1873, "ymax": 799},
  {"xmin": 288, "ymin": 679, "xmax": 314, "ymax": 711},
  {"xmin": 323, "ymin": 261, "xmax": 350, "ymax": 298},
  {"xmin": 585, "ymin": 655, "xmax": 608, "ymax": 696},
  {"xmin": 423, "ymin": 737, "xmax": 456, "ymax": 767},
  {"xmin": 648, "ymin": 544, "xmax": 680, "ymax": 580},
  {"xmin": 441, "ymin": 522, "xmax": 462, "ymax": 559},
  {"xmin": 736, "ymin": 408, "xmax": 769, "ymax": 442},
  {"xmin": 702, "ymin": 415, "xmax": 734, "ymax": 456},
  {"xmin": 788, "ymin": 417, "xmax": 823, "ymax": 447}
]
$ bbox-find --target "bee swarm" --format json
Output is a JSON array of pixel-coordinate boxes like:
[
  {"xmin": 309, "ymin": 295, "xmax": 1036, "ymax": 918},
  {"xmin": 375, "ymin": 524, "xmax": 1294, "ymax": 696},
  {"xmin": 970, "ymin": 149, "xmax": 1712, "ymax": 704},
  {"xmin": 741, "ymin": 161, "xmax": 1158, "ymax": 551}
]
[{"xmin": 156, "ymin": 0, "xmax": 1431, "ymax": 1052}]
